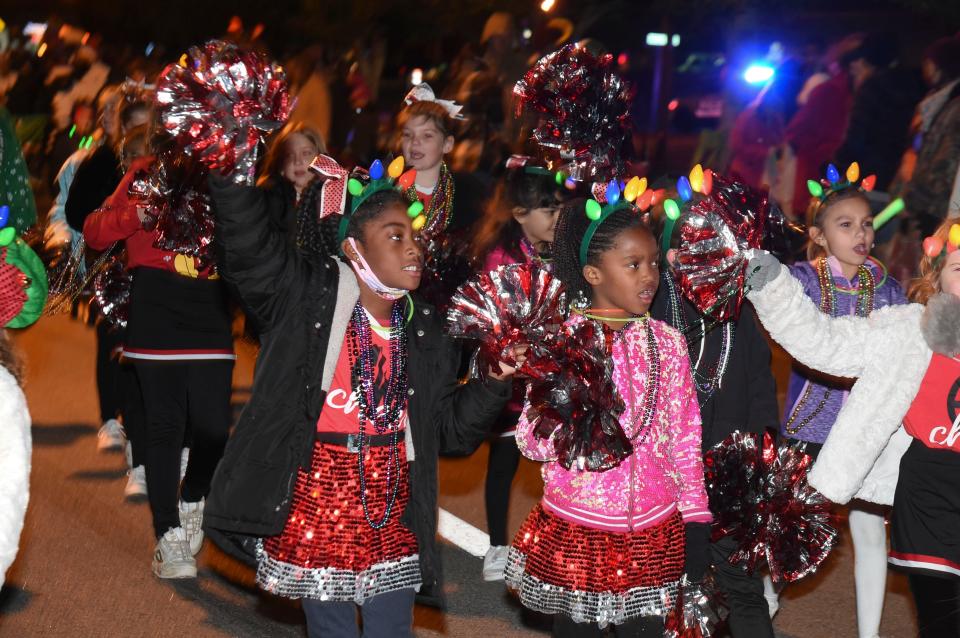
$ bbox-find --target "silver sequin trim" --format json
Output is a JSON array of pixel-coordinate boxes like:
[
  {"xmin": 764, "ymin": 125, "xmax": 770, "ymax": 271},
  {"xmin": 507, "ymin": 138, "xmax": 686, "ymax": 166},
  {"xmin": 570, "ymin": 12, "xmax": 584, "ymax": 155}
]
[
  {"xmin": 504, "ymin": 547, "xmax": 677, "ymax": 627},
  {"xmin": 255, "ymin": 540, "xmax": 422, "ymax": 604}
]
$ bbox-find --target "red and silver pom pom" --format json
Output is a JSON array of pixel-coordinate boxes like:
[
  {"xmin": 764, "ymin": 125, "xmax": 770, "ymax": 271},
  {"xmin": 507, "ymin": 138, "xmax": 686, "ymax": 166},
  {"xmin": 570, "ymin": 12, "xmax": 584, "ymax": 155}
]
[
  {"xmin": 514, "ymin": 43, "xmax": 633, "ymax": 183},
  {"xmin": 127, "ymin": 155, "xmax": 216, "ymax": 270},
  {"xmin": 705, "ymin": 431, "xmax": 838, "ymax": 583},
  {"xmin": 157, "ymin": 39, "xmax": 292, "ymax": 185},
  {"xmin": 93, "ymin": 256, "xmax": 133, "ymax": 329},
  {"xmin": 526, "ymin": 320, "xmax": 632, "ymax": 472},
  {"xmin": 446, "ymin": 263, "xmax": 566, "ymax": 374},
  {"xmin": 673, "ymin": 175, "xmax": 801, "ymax": 322},
  {"xmin": 664, "ymin": 574, "xmax": 728, "ymax": 638}
]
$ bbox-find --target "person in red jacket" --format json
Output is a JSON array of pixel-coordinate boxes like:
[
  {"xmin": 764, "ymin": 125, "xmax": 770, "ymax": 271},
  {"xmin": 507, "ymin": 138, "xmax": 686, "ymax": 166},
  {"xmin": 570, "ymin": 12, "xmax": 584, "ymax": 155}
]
[
  {"xmin": 83, "ymin": 155, "xmax": 234, "ymax": 580},
  {"xmin": 785, "ymin": 67, "xmax": 853, "ymax": 215}
]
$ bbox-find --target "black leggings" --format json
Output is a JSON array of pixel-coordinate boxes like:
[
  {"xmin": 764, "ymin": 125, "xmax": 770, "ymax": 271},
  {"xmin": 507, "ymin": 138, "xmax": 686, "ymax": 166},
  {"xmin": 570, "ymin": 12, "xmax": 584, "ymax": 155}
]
[
  {"xmin": 121, "ymin": 361, "xmax": 147, "ymax": 467},
  {"xmin": 910, "ymin": 573, "xmax": 960, "ymax": 637},
  {"xmin": 134, "ymin": 359, "xmax": 234, "ymax": 538},
  {"xmin": 95, "ymin": 321, "xmax": 124, "ymax": 422},
  {"xmin": 485, "ymin": 432, "xmax": 521, "ymax": 547},
  {"xmin": 552, "ymin": 613, "xmax": 663, "ymax": 637}
]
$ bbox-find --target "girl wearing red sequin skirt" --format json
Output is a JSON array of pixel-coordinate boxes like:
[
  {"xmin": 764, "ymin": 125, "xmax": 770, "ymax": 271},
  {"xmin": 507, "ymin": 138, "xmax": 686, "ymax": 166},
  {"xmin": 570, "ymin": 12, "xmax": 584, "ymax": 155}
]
[
  {"xmin": 207, "ymin": 158, "xmax": 514, "ymax": 638},
  {"xmin": 504, "ymin": 196, "xmax": 712, "ymax": 637}
]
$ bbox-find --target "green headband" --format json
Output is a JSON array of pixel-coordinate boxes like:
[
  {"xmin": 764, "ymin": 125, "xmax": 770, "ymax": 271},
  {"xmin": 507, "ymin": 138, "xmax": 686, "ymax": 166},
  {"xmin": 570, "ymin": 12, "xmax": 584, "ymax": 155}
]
[{"xmin": 337, "ymin": 158, "xmax": 422, "ymax": 248}]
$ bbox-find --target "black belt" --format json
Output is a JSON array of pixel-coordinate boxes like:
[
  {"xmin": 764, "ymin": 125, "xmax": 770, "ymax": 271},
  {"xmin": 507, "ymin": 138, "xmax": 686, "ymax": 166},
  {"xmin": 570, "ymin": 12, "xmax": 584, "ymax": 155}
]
[{"xmin": 315, "ymin": 431, "xmax": 400, "ymax": 452}]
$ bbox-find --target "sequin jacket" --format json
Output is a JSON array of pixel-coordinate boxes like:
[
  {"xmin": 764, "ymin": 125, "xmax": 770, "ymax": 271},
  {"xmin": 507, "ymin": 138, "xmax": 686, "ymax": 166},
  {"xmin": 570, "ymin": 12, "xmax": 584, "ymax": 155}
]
[
  {"xmin": 782, "ymin": 257, "xmax": 907, "ymax": 444},
  {"xmin": 516, "ymin": 315, "xmax": 712, "ymax": 532}
]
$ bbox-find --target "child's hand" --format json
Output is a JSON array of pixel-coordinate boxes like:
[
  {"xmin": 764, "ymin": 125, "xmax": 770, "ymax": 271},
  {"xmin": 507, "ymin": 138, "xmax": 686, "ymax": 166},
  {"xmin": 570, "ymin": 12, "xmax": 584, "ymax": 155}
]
[
  {"xmin": 745, "ymin": 250, "xmax": 782, "ymax": 293},
  {"xmin": 488, "ymin": 345, "xmax": 528, "ymax": 381}
]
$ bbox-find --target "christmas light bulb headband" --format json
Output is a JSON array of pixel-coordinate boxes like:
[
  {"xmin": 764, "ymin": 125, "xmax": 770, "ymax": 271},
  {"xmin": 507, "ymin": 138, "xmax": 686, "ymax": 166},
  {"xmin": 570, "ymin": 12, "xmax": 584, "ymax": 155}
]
[
  {"xmin": 807, "ymin": 162, "xmax": 876, "ymax": 203},
  {"xmin": 505, "ymin": 154, "xmax": 576, "ymax": 190},
  {"xmin": 339, "ymin": 157, "xmax": 421, "ymax": 245},
  {"xmin": 578, "ymin": 175, "xmax": 657, "ymax": 266},
  {"xmin": 660, "ymin": 164, "xmax": 714, "ymax": 256},
  {"xmin": 922, "ymin": 223, "xmax": 960, "ymax": 265},
  {"xmin": 806, "ymin": 161, "xmax": 906, "ymax": 231}
]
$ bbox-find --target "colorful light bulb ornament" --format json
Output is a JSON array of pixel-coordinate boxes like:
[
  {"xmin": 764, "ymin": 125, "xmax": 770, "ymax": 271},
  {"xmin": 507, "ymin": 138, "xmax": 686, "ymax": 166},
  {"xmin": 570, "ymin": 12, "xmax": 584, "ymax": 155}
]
[
  {"xmin": 826, "ymin": 163, "xmax": 840, "ymax": 184},
  {"xmin": 661, "ymin": 165, "xmax": 715, "ymax": 256},
  {"xmin": 579, "ymin": 177, "xmax": 652, "ymax": 267},
  {"xmin": 338, "ymin": 157, "xmax": 419, "ymax": 245},
  {"xmin": 807, "ymin": 161, "xmax": 878, "ymax": 207}
]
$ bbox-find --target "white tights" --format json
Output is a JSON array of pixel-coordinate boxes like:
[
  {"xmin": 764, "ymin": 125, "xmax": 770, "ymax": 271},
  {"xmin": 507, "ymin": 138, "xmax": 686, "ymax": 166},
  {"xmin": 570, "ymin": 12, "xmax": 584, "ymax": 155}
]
[
  {"xmin": 759, "ymin": 505, "xmax": 888, "ymax": 638},
  {"xmin": 849, "ymin": 506, "xmax": 888, "ymax": 638}
]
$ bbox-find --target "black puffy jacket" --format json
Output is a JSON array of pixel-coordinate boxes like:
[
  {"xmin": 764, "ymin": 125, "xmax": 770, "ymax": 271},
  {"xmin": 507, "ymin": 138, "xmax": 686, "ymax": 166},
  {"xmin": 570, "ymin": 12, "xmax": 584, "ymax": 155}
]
[{"xmin": 205, "ymin": 177, "xmax": 510, "ymax": 603}]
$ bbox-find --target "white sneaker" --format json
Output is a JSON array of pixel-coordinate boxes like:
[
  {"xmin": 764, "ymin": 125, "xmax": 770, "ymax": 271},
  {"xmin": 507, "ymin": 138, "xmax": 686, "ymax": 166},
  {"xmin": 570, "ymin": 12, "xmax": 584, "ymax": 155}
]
[
  {"xmin": 482, "ymin": 545, "xmax": 510, "ymax": 581},
  {"xmin": 180, "ymin": 447, "xmax": 190, "ymax": 481},
  {"xmin": 97, "ymin": 419, "xmax": 126, "ymax": 452},
  {"xmin": 179, "ymin": 499, "xmax": 204, "ymax": 555},
  {"xmin": 152, "ymin": 527, "xmax": 197, "ymax": 579},
  {"xmin": 124, "ymin": 465, "xmax": 148, "ymax": 499}
]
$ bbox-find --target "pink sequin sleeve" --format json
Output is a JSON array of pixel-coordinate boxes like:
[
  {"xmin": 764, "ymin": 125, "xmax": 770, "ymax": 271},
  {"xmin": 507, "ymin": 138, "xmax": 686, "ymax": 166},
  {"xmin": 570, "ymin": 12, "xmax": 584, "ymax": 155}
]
[
  {"xmin": 514, "ymin": 386, "xmax": 558, "ymax": 462},
  {"xmin": 661, "ymin": 329, "xmax": 712, "ymax": 524}
]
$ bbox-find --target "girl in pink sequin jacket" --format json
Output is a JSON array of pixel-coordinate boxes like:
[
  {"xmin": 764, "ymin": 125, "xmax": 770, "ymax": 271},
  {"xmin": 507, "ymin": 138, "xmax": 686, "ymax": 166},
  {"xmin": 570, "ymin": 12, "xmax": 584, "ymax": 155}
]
[{"xmin": 515, "ymin": 312, "xmax": 711, "ymax": 532}]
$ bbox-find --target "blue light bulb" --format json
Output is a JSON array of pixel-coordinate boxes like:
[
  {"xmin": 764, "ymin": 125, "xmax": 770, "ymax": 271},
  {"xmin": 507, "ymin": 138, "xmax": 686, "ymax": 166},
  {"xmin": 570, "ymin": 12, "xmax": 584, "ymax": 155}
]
[
  {"xmin": 605, "ymin": 180, "xmax": 621, "ymax": 205},
  {"xmin": 826, "ymin": 164, "xmax": 840, "ymax": 184},
  {"xmin": 677, "ymin": 176, "xmax": 693, "ymax": 202},
  {"xmin": 369, "ymin": 159, "xmax": 384, "ymax": 180}
]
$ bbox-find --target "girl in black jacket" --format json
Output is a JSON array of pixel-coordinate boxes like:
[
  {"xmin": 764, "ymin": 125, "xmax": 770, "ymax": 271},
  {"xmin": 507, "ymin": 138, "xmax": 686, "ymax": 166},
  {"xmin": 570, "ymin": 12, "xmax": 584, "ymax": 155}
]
[
  {"xmin": 207, "ymin": 168, "xmax": 514, "ymax": 638},
  {"xmin": 651, "ymin": 245, "xmax": 781, "ymax": 638}
]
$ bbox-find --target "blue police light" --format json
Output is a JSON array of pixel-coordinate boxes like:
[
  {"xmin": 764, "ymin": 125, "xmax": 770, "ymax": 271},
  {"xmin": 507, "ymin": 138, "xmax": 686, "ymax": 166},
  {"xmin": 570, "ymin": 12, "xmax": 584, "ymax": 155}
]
[{"xmin": 743, "ymin": 63, "xmax": 775, "ymax": 85}]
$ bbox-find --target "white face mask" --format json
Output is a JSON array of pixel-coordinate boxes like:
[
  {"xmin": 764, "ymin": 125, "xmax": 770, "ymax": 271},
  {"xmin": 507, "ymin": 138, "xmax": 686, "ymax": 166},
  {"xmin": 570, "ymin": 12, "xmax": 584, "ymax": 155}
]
[{"xmin": 345, "ymin": 238, "xmax": 409, "ymax": 301}]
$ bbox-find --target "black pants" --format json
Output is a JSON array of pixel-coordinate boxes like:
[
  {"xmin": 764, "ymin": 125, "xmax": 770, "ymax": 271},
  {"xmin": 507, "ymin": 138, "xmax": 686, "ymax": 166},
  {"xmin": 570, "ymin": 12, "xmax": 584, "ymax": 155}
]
[
  {"xmin": 95, "ymin": 321, "xmax": 124, "ymax": 422},
  {"xmin": 910, "ymin": 573, "xmax": 960, "ymax": 637},
  {"xmin": 485, "ymin": 430, "xmax": 521, "ymax": 547},
  {"xmin": 135, "ymin": 359, "xmax": 233, "ymax": 538},
  {"xmin": 712, "ymin": 534, "xmax": 775, "ymax": 638},
  {"xmin": 552, "ymin": 613, "xmax": 663, "ymax": 637},
  {"xmin": 121, "ymin": 360, "xmax": 147, "ymax": 467},
  {"xmin": 302, "ymin": 588, "xmax": 415, "ymax": 638}
]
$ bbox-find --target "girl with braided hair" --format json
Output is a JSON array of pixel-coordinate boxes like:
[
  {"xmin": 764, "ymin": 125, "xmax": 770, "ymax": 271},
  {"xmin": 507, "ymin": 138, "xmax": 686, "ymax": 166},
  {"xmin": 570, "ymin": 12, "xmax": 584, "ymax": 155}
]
[{"xmin": 505, "ymin": 193, "xmax": 711, "ymax": 637}]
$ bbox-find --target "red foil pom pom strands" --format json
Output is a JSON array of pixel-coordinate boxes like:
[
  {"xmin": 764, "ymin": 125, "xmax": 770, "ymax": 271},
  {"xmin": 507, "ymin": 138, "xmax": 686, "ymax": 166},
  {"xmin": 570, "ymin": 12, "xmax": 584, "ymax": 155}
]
[
  {"xmin": 704, "ymin": 431, "xmax": 838, "ymax": 583},
  {"xmin": 514, "ymin": 43, "xmax": 634, "ymax": 183},
  {"xmin": 156, "ymin": 40, "xmax": 292, "ymax": 186},
  {"xmin": 672, "ymin": 175, "xmax": 802, "ymax": 322},
  {"xmin": 445, "ymin": 263, "xmax": 566, "ymax": 376}
]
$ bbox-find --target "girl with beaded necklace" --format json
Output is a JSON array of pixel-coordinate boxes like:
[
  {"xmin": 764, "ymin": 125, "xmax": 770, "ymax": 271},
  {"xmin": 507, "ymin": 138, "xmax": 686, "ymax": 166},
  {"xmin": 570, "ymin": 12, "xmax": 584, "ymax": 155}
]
[
  {"xmin": 470, "ymin": 155, "xmax": 567, "ymax": 582},
  {"xmin": 205, "ymin": 158, "xmax": 516, "ymax": 637},
  {"xmin": 781, "ymin": 164, "xmax": 907, "ymax": 638},
  {"xmin": 504, "ymin": 189, "xmax": 712, "ymax": 637}
]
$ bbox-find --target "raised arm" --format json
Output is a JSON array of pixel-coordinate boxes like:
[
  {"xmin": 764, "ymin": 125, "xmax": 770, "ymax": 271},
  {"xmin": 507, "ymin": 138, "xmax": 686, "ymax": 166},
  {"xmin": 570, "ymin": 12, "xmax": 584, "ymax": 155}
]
[
  {"xmin": 746, "ymin": 254, "xmax": 870, "ymax": 379},
  {"xmin": 208, "ymin": 176, "xmax": 310, "ymax": 331}
]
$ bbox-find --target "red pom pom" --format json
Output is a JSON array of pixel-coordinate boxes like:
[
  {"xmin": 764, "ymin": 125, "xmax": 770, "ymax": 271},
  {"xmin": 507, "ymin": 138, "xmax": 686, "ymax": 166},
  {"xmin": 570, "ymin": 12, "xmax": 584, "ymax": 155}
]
[
  {"xmin": 704, "ymin": 431, "xmax": 839, "ymax": 583},
  {"xmin": 673, "ymin": 175, "xmax": 802, "ymax": 322},
  {"xmin": 93, "ymin": 256, "xmax": 133, "ymax": 329},
  {"xmin": 157, "ymin": 40, "xmax": 292, "ymax": 184},
  {"xmin": 514, "ymin": 44, "xmax": 633, "ymax": 182}
]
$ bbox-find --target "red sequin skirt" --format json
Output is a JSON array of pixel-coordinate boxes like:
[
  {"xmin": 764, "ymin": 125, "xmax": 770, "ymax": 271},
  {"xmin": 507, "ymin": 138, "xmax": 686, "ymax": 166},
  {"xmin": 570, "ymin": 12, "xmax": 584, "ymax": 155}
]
[
  {"xmin": 505, "ymin": 504, "xmax": 684, "ymax": 626},
  {"xmin": 257, "ymin": 440, "xmax": 420, "ymax": 602}
]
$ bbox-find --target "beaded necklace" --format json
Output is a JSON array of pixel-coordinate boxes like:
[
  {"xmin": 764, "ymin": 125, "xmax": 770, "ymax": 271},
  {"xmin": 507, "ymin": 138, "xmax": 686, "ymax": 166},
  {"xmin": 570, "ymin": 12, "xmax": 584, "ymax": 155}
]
[
  {"xmin": 405, "ymin": 161, "xmax": 454, "ymax": 243},
  {"xmin": 663, "ymin": 272, "xmax": 734, "ymax": 406},
  {"xmin": 347, "ymin": 300, "xmax": 409, "ymax": 528},
  {"xmin": 784, "ymin": 257, "xmax": 875, "ymax": 435},
  {"xmin": 609, "ymin": 316, "xmax": 661, "ymax": 443}
]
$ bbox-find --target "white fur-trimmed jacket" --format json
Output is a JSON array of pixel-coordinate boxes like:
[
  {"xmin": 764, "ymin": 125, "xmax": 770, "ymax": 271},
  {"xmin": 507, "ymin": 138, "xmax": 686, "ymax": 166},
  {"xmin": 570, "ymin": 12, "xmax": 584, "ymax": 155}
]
[
  {"xmin": 0, "ymin": 366, "xmax": 30, "ymax": 587},
  {"xmin": 747, "ymin": 267, "xmax": 935, "ymax": 505}
]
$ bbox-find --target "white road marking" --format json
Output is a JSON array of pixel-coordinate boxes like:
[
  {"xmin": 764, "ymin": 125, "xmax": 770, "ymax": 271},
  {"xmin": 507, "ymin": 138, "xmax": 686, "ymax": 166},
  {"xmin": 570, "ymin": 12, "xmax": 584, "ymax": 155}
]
[{"xmin": 437, "ymin": 508, "xmax": 490, "ymax": 558}]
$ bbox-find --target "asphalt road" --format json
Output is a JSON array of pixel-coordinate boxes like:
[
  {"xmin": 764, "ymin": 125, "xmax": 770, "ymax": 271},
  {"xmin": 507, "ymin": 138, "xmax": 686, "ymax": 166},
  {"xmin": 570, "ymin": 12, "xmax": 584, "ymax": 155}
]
[{"xmin": 0, "ymin": 313, "xmax": 919, "ymax": 637}]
